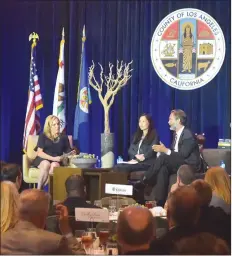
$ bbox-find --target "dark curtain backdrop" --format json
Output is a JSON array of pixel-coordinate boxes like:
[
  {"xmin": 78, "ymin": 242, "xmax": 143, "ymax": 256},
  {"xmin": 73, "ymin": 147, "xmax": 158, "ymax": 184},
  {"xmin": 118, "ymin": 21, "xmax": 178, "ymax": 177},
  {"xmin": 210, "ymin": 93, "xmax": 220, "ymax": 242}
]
[{"xmin": 1, "ymin": 0, "xmax": 231, "ymax": 164}]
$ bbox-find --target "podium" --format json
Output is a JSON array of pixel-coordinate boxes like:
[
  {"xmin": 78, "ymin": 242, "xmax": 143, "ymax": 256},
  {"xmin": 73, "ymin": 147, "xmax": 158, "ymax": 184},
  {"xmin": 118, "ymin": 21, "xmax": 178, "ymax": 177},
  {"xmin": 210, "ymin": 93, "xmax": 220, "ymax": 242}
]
[{"xmin": 49, "ymin": 167, "xmax": 128, "ymax": 203}]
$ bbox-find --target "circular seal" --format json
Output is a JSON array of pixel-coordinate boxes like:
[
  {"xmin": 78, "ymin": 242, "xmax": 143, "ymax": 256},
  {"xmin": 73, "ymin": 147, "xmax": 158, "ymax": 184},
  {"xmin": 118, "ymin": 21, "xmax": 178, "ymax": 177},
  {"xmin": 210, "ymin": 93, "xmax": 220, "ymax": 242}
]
[
  {"xmin": 151, "ymin": 8, "xmax": 225, "ymax": 90},
  {"xmin": 79, "ymin": 87, "xmax": 89, "ymax": 113}
]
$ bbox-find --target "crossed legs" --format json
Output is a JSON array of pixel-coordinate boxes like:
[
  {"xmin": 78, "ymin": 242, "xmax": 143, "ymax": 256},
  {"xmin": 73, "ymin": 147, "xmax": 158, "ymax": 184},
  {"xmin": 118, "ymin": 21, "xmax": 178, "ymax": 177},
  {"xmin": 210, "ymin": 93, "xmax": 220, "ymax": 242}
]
[{"xmin": 37, "ymin": 160, "xmax": 60, "ymax": 190}]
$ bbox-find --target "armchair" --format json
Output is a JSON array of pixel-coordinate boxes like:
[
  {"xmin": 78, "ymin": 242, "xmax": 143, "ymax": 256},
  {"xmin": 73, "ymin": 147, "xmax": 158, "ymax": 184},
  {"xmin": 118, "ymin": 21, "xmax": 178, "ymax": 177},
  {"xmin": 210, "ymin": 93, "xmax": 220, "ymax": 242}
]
[{"xmin": 22, "ymin": 135, "xmax": 73, "ymax": 187}]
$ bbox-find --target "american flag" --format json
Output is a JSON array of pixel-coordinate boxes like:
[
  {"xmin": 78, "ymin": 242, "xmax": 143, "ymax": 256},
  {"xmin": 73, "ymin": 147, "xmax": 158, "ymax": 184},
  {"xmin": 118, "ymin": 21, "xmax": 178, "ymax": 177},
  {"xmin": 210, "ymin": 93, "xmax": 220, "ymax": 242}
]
[{"xmin": 23, "ymin": 42, "xmax": 43, "ymax": 152}]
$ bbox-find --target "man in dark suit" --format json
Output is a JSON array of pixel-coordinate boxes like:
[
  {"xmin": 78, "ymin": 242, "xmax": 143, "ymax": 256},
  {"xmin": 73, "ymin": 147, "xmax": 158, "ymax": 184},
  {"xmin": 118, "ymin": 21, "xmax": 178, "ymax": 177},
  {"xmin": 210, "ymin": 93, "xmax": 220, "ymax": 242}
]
[{"xmin": 135, "ymin": 109, "xmax": 201, "ymax": 205}]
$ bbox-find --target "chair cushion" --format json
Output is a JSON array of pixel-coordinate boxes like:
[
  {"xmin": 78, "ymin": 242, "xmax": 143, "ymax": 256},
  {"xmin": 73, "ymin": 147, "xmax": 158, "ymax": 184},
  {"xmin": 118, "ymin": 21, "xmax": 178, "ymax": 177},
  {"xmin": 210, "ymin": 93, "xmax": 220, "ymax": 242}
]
[
  {"xmin": 129, "ymin": 171, "xmax": 146, "ymax": 180},
  {"xmin": 27, "ymin": 135, "xmax": 39, "ymax": 160},
  {"xmin": 28, "ymin": 167, "xmax": 40, "ymax": 179}
]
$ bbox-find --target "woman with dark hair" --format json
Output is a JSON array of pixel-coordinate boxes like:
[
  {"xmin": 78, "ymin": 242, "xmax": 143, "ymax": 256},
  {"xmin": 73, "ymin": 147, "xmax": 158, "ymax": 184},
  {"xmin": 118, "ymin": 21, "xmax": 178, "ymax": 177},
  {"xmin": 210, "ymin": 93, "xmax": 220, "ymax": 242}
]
[{"xmin": 114, "ymin": 114, "xmax": 159, "ymax": 172}]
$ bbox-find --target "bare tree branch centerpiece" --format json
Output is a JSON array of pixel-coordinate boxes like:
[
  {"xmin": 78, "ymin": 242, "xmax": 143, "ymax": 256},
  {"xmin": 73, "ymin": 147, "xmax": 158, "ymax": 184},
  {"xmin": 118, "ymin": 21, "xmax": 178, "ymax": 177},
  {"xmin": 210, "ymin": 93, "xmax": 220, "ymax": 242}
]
[{"xmin": 88, "ymin": 60, "xmax": 133, "ymax": 168}]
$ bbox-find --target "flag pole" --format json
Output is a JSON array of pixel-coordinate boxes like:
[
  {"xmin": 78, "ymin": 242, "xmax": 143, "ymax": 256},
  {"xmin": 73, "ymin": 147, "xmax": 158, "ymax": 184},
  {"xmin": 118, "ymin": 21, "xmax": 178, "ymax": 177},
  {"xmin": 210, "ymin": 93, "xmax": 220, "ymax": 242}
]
[{"xmin": 77, "ymin": 25, "xmax": 86, "ymax": 104}]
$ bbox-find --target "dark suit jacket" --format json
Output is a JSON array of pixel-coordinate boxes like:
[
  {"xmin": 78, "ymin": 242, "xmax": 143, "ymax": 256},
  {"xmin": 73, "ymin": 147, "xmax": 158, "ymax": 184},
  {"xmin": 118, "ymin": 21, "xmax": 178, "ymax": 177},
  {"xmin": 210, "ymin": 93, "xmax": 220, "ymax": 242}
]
[
  {"xmin": 1, "ymin": 220, "xmax": 85, "ymax": 255},
  {"xmin": 128, "ymin": 131, "xmax": 160, "ymax": 165},
  {"xmin": 150, "ymin": 225, "xmax": 199, "ymax": 255},
  {"xmin": 197, "ymin": 206, "xmax": 231, "ymax": 246},
  {"xmin": 170, "ymin": 127, "xmax": 201, "ymax": 171}
]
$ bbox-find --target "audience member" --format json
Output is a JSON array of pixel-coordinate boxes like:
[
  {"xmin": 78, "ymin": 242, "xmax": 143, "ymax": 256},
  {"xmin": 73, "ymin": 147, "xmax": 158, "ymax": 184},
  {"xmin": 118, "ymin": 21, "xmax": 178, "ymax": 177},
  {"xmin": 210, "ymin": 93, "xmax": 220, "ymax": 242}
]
[
  {"xmin": 63, "ymin": 174, "xmax": 99, "ymax": 215},
  {"xmin": 117, "ymin": 206, "xmax": 155, "ymax": 255},
  {"xmin": 150, "ymin": 186, "xmax": 200, "ymax": 254},
  {"xmin": 205, "ymin": 166, "xmax": 231, "ymax": 214},
  {"xmin": 164, "ymin": 164, "xmax": 195, "ymax": 209},
  {"xmin": 171, "ymin": 232, "xmax": 229, "ymax": 255},
  {"xmin": 170, "ymin": 164, "xmax": 195, "ymax": 193},
  {"xmin": 1, "ymin": 163, "xmax": 22, "ymax": 190},
  {"xmin": 1, "ymin": 182, "xmax": 19, "ymax": 233},
  {"xmin": 1, "ymin": 189, "xmax": 85, "ymax": 255},
  {"xmin": 192, "ymin": 179, "xmax": 231, "ymax": 246}
]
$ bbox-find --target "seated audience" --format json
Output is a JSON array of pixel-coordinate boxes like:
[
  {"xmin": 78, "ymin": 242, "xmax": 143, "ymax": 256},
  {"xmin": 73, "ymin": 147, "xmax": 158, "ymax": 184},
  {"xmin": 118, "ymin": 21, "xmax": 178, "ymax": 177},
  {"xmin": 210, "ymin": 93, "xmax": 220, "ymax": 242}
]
[
  {"xmin": 192, "ymin": 179, "xmax": 230, "ymax": 246},
  {"xmin": 171, "ymin": 232, "xmax": 229, "ymax": 255},
  {"xmin": 114, "ymin": 113, "xmax": 159, "ymax": 172},
  {"xmin": 33, "ymin": 115, "xmax": 76, "ymax": 190},
  {"xmin": 204, "ymin": 166, "xmax": 231, "ymax": 214},
  {"xmin": 1, "ymin": 182, "xmax": 19, "ymax": 233},
  {"xmin": 150, "ymin": 186, "xmax": 200, "ymax": 254},
  {"xmin": 117, "ymin": 206, "xmax": 155, "ymax": 255},
  {"xmin": 0, "ymin": 160, "xmax": 7, "ymax": 170},
  {"xmin": 63, "ymin": 174, "xmax": 100, "ymax": 215},
  {"xmin": 0, "ymin": 163, "xmax": 22, "ymax": 190},
  {"xmin": 164, "ymin": 164, "xmax": 195, "ymax": 209},
  {"xmin": 1, "ymin": 189, "xmax": 85, "ymax": 255}
]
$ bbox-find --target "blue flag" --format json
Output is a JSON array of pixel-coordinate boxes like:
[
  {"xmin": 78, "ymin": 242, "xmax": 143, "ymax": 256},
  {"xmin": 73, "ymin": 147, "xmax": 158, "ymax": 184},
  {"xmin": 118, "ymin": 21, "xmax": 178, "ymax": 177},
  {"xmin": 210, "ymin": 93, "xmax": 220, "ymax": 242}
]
[{"xmin": 73, "ymin": 26, "xmax": 91, "ymax": 153}]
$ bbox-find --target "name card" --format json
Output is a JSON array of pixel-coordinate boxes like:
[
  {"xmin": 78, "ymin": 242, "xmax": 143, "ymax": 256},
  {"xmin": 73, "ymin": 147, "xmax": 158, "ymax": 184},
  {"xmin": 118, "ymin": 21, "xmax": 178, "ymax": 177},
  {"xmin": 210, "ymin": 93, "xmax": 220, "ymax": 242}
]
[
  {"xmin": 105, "ymin": 183, "xmax": 133, "ymax": 196},
  {"xmin": 75, "ymin": 208, "xmax": 109, "ymax": 223}
]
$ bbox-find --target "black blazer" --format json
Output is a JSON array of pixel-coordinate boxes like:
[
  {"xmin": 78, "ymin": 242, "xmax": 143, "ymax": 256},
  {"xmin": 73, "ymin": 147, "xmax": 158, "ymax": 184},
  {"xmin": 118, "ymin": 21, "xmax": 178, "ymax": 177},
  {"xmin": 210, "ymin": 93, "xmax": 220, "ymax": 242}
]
[
  {"xmin": 170, "ymin": 127, "xmax": 201, "ymax": 171},
  {"xmin": 128, "ymin": 132, "xmax": 159, "ymax": 165}
]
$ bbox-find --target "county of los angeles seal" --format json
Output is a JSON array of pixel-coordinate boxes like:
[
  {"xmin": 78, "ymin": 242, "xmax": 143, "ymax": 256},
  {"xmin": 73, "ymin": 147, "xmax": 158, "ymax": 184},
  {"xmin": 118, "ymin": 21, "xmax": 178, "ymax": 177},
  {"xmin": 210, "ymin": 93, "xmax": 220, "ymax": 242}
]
[{"xmin": 150, "ymin": 8, "xmax": 225, "ymax": 90}]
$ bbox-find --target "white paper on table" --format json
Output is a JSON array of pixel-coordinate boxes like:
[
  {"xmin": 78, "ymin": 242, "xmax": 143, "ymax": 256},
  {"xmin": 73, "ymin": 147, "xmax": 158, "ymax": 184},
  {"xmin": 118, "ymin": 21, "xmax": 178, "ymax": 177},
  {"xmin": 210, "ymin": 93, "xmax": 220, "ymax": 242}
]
[
  {"xmin": 75, "ymin": 208, "xmax": 109, "ymax": 223},
  {"xmin": 119, "ymin": 159, "xmax": 138, "ymax": 164}
]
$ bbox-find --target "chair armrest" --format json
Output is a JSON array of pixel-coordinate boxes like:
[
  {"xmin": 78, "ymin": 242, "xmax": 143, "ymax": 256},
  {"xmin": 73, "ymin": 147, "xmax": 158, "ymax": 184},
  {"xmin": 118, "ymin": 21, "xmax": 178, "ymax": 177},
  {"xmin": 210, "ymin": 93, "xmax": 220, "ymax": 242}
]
[{"xmin": 22, "ymin": 154, "xmax": 30, "ymax": 179}]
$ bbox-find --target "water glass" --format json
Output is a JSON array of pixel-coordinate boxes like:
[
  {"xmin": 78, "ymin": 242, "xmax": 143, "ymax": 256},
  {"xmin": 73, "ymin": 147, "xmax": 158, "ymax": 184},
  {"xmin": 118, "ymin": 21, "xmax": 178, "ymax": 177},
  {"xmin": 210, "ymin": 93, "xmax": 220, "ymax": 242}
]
[
  {"xmin": 145, "ymin": 200, "xmax": 156, "ymax": 209},
  {"xmin": 94, "ymin": 200, "xmax": 102, "ymax": 208}
]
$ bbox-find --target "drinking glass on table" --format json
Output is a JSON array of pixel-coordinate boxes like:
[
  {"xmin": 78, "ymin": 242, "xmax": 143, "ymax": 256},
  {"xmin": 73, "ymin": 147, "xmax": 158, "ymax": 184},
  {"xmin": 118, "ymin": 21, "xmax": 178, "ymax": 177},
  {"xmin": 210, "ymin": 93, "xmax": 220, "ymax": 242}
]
[
  {"xmin": 109, "ymin": 199, "xmax": 117, "ymax": 213},
  {"xmin": 97, "ymin": 228, "xmax": 110, "ymax": 251},
  {"xmin": 94, "ymin": 200, "xmax": 102, "ymax": 208},
  {"xmin": 75, "ymin": 229, "xmax": 85, "ymax": 240},
  {"xmin": 145, "ymin": 200, "xmax": 156, "ymax": 209},
  {"xmin": 81, "ymin": 231, "xmax": 94, "ymax": 252},
  {"xmin": 120, "ymin": 199, "xmax": 128, "ymax": 208}
]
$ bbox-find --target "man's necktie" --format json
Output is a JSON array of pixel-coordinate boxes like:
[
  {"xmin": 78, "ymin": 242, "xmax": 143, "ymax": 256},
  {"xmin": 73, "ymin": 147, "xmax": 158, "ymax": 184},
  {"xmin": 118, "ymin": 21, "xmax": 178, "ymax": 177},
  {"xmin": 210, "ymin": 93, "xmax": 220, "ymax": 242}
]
[{"xmin": 171, "ymin": 133, "xmax": 177, "ymax": 150}]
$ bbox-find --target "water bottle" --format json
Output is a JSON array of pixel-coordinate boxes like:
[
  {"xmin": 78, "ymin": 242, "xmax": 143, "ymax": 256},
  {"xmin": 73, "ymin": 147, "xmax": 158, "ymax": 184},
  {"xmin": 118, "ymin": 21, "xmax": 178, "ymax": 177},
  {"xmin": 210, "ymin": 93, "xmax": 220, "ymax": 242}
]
[
  {"xmin": 220, "ymin": 160, "xmax": 226, "ymax": 169},
  {"xmin": 117, "ymin": 156, "xmax": 123, "ymax": 164},
  {"xmin": 97, "ymin": 156, "xmax": 101, "ymax": 168}
]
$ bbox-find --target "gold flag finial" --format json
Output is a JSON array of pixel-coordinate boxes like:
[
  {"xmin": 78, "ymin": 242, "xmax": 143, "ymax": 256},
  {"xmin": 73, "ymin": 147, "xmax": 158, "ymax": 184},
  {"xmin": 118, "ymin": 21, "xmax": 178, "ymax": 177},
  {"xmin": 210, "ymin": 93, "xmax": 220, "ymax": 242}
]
[{"xmin": 29, "ymin": 32, "xmax": 39, "ymax": 45}]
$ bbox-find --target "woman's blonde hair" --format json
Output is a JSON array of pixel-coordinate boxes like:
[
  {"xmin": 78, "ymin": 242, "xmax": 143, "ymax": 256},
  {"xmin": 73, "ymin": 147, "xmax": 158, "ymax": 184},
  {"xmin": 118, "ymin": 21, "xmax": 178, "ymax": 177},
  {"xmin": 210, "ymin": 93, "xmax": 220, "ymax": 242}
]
[
  {"xmin": 43, "ymin": 115, "xmax": 60, "ymax": 140},
  {"xmin": 205, "ymin": 167, "xmax": 231, "ymax": 204},
  {"xmin": 1, "ymin": 181, "xmax": 19, "ymax": 233}
]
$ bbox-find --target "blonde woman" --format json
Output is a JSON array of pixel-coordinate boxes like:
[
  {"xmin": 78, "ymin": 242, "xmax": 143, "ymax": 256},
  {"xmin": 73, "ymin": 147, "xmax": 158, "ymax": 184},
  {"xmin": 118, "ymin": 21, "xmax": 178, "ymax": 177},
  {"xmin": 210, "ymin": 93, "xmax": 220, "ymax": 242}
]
[
  {"xmin": 1, "ymin": 181, "xmax": 19, "ymax": 233},
  {"xmin": 205, "ymin": 167, "xmax": 231, "ymax": 214},
  {"xmin": 33, "ymin": 115, "xmax": 75, "ymax": 190}
]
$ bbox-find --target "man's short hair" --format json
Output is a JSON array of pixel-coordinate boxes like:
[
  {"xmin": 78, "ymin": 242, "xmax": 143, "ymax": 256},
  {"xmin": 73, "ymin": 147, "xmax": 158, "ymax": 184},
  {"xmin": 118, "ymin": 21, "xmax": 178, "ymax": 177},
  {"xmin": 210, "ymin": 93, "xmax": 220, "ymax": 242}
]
[
  {"xmin": 167, "ymin": 186, "xmax": 200, "ymax": 227},
  {"xmin": 19, "ymin": 189, "xmax": 50, "ymax": 218},
  {"xmin": 117, "ymin": 209, "xmax": 154, "ymax": 246},
  {"xmin": 171, "ymin": 232, "xmax": 229, "ymax": 255},
  {"xmin": 0, "ymin": 163, "xmax": 21, "ymax": 183},
  {"xmin": 177, "ymin": 165, "xmax": 195, "ymax": 185},
  {"xmin": 171, "ymin": 109, "xmax": 187, "ymax": 126},
  {"xmin": 65, "ymin": 175, "xmax": 85, "ymax": 194},
  {"xmin": 191, "ymin": 179, "xmax": 212, "ymax": 207}
]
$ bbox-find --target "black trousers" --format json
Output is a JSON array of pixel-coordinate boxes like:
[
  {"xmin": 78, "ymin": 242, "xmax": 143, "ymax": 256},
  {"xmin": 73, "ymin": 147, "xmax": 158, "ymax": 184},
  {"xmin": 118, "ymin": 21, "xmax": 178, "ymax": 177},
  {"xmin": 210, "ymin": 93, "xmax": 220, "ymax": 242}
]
[
  {"xmin": 113, "ymin": 162, "xmax": 151, "ymax": 173},
  {"xmin": 144, "ymin": 153, "xmax": 185, "ymax": 201}
]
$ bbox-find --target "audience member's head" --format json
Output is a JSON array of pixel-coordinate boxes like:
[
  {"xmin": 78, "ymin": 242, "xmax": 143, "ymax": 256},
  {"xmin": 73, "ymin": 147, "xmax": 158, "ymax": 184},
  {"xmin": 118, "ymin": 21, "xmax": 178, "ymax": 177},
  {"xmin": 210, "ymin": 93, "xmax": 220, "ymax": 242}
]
[
  {"xmin": 1, "ymin": 181, "xmax": 19, "ymax": 233},
  {"xmin": 18, "ymin": 189, "xmax": 50, "ymax": 229},
  {"xmin": 0, "ymin": 163, "xmax": 22, "ymax": 190},
  {"xmin": 117, "ymin": 206, "xmax": 155, "ymax": 253},
  {"xmin": 177, "ymin": 165, "xmax": 195, "ymax": 186},
  {"xmin": 171, "ymin": 232, "xmax": 229, "ymax": 255},
  {"xmin": 191, "ymin": 179, "xmax": 212, "ymax": 207},
  {"xmin": 65, "ymin": 175, "xmax": 86, "ymax": 198},
  {"xmin": 205, "ymin": 167, "xmax": 231, "ymax": 204},
  {"xmin": 167, "ymin": 186, "xmax": 200, "ymax": 228},
  {"xmin": 0, "ymin": 160, "xmax": 7, "ymax": 170}
]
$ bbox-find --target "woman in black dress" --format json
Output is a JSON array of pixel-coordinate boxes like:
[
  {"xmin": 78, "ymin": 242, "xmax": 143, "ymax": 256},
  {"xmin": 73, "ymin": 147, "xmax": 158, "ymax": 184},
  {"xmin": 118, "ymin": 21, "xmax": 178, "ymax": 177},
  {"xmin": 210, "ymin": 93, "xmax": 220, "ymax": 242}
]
[
  {"xmin": 114, "ymin": 113, "xmax": 159, "ymax": 172},
  {"xmin": 33, "ymin": 115, "xmax": 75, "ymax": 189}
]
